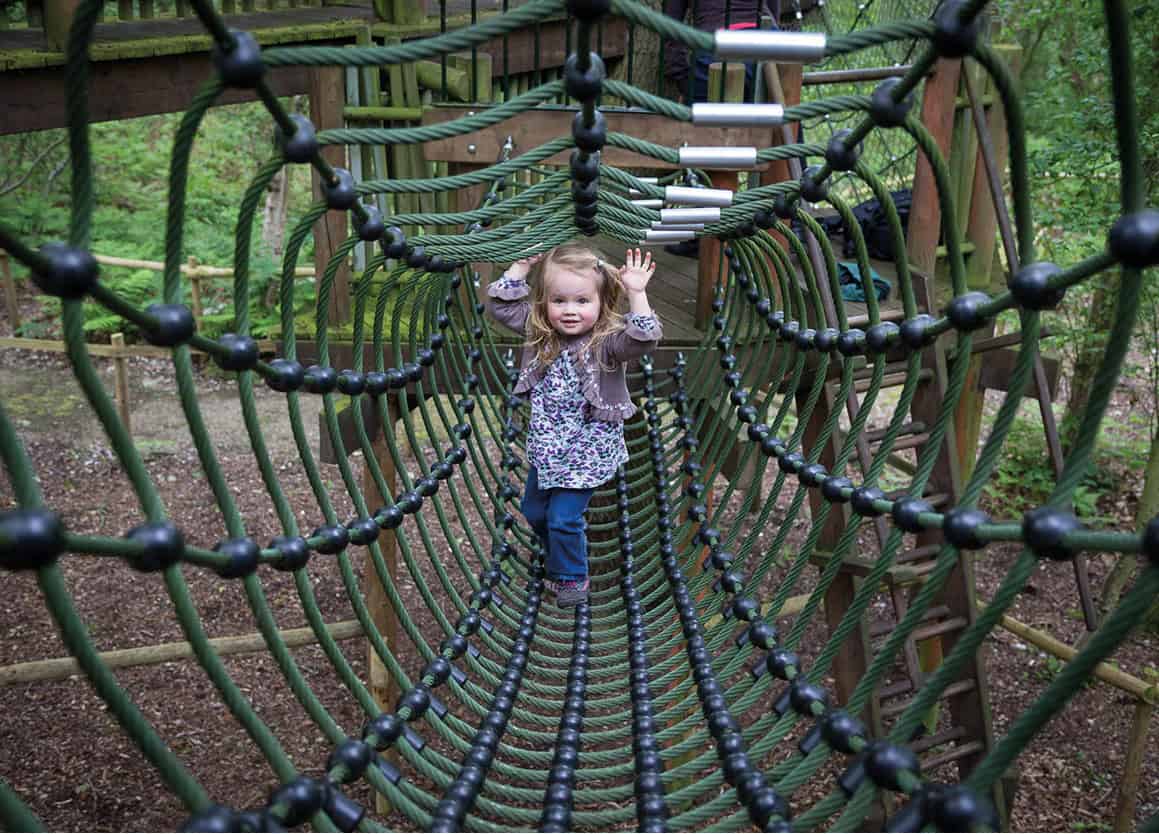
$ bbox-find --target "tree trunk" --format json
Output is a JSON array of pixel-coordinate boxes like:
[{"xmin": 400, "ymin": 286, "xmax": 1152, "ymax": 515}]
[
  {"xmin": 605, "ymin": 0, "xmax": 666, "ymax": 104},
  {"xmin": 261, "ymin": 166, "xmax": 290, "ymax": 262},
  {"xmin": 1061, "ymin": 274, "xmax": 1116, "ymax": 450}
]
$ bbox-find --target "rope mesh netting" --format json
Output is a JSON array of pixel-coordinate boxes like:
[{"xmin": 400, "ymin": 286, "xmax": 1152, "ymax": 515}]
[{"xmin": 1, "ymin": 0, "xmax": 1158, "ymax": 830}]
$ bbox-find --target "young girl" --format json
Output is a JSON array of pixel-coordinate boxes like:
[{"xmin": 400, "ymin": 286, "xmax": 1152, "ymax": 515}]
[{"xmin": 486, "ymin": 244, "xmax": 662, "ymax": 607}]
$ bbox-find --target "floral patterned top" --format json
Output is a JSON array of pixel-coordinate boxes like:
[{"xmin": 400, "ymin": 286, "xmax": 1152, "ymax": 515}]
[{"xmin": 526, "ymin": 348, "xmax": 629, "ymax": 490}]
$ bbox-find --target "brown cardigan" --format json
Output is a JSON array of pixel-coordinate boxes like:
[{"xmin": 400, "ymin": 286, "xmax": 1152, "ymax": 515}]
[{"xmin": 485, "ymin": 274, "xmax": 663, "ymax": 422}]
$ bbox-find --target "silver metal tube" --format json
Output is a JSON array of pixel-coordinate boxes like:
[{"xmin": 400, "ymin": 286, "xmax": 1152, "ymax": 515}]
[
  {"xmin": 628, "ymin": 177, "xmax": 659, "ymax": 198},
  {"xmin": 642, "ymin": 230, "xmax": 697, "ymax": 243},
  {"xmin": 631, "ymin": 199, "xmax": 663, "ymax": 209},
  {"xmin": 691, "ymin": 102, "xmax": 785, "ymax": 127},
  {"xmin": 650, "ymin": 222, "xmax": 705, "ymax": 231},
  {"xmin": 678, "ymin": 146, "xmax": 758, "ymax": 169},
  {"xmin": 714, "ymin": 29, "xmax": 827, "ymax": 63},
  {"xmin": 664, "ymin": 185, "xmax": 734, "ymax": 207},
  {"xmin": 660, "ymin": 207, "xmax": 721, "ymax": 224}
]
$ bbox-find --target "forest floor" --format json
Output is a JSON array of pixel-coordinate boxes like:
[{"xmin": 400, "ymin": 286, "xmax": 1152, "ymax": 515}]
[{"xmin": 0, "ymin": 341, "xmax": 1155, "ymax": 833}]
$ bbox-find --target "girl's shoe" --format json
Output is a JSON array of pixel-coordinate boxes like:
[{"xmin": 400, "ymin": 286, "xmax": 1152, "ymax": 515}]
[{"xmin": 555, "ymin": 577, "xmax": 590, "ymax": 608}]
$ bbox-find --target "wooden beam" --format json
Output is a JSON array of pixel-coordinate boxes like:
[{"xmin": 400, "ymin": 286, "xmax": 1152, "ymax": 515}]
[
  {"xmin": 421, "ymin": 105, "xmax": 770, "ymax": 170},
  {"xmin": 906, "ymin": 58, "xmax": 963, "ymax": 276},
  {"xmin": 0, "ymin": 620, "xmax": 363, "ymax": 685},
  {"xmin": 2, "ymin": 60, "xmax": 312, "ymax": 136},
  {"xmin": 309, "ymin": 66, "xmax": 352, "ymax": 325}
]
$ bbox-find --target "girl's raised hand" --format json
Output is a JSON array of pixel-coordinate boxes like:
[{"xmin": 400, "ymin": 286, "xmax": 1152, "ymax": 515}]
[
  {"xmin": 507, "ymin": 251, "xmax": 546, "ymax": 280},
  {"xmin": 619, "ymin": 248, "xmax": 655, "ymax": 293}
]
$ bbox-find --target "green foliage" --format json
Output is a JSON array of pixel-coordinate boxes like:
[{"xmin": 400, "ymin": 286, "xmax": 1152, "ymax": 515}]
[
  {"xmin": 0, "ymin": 99, "xmax": 318, "ymax": 342},
  {"xmin": 982, "ymin": 411, "xmax": 1145, "ymax": 521}
]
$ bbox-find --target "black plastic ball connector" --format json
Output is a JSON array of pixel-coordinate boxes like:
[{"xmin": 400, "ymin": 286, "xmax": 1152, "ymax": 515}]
[
  {"xmin": 336, "ymin": 370, "xmax": 365, "ymax": 397},
  {"xmin": 213, "ymin": 537, "xmax": 260, "ymax": 579},
  {"xmin": 820, "ymin": 709, "xmax": 866, "ymax": 754},
  {"xmin": 346, "ymin": 517, "xmax": 379, "ymax": 546},
  {"xmin": 822, "ymin": 475, "xmax": 853, "ymax": 503},
  {"xmin": 570, "ymin": 149, "xmax": 600, "ymax": 183},
  {"xmin": 181, "ymin": 804, "xmax": 241, "ymax": 832},
  {"xmin": 788, "ymin": 679, "xmax": 829, "ymax": 716},
  {"xmin": 406, "ymin": 246, "xmax": 429, "ymax": 271},
  {"xmin": 354, "ymin": 204, "xmax": 385, "ymax": 242},
  {"xmin": 125, "ymin": 521, "xmax": 184, "ymax": 572},
  {"xmin": 322, "ymin": 168, "xmax": 358, "ymax": 212},
  {"xmin": 33, "ymin": 242, "xmax": 99, "ymax": 298},
  {"xmin": 837, "ymin": 327, "xmax": 867, "ymax": 357},
  {"xmin": 278, "ymin": 114, "xmax": 318, "ymax": 164},
  {"xmin": 945, "ymin": 290, "xmax": 992, "ymax": 331},
  {"xmin": 142, "ymin": 303, "xmax": 195, "ymax": 347},
  {"xmin": 572, "ymin": 179, "xmax": 599, "ymax": 203},
  {"xmin": 942, "ymin": 506, "xmax": 990, "ymax": 550},
  {"xmin": 1009, "ymin": 261, "xmax": 1065, "ymax": 310},
  {"xmin": 572, "ymin": 109, "xmax": 607, "ymax": 153},
  {"xmin": 851, "ymin": 485, "xmax": 887, "ymax": 517},
  {"xmin": 930, "ymin": 784, "xmax": 1000, "ymax": 831},
  {"xmin": 265, "ymin": 358, "xmax": 304, "ymax": 392},
  {"xmin": 773, "ymin": 192, "xmax": 799, "ymax": 220},
  {"xmin": 312, "ymin": 524, "xmax": 349, "ymax": 555},
  {"xmin": 303, "ymin": 364, "xmax": 338, "ymax": 395},
  {"xmin": 815, "ymin": 327, "xmax": 840, "ymax": 353},
  {"xmin": 0, "ymin": 508, "xmax": 64, "ymax": 571},
  {"xmin": 892, "ymin": 497, "xmax": 933, "ymax": 533},
  {"xmin": 328, "ymin": 738, "xmax": 373, "ymax": 783},
  {"xmin": 215, "ymin": 333, "xmax": 259, "ymax": 372},
  {"xmin": 212, "ymin": 30, "xmax": 265, "ymax": 88},
  {"xmin": 799, "ymin": 165, "xmax": 828, "ymax": 203},
  {"xmin": 865, "ymin": 321, "xmax": 899, "ymax": 354},
  {"xmin": 564, "ymin": 51, "xmax": 606, "ymax": 100},
  {"xmin": 899, "ymin": 314, "xmax": 937, "ymax": 349},
  {"xmin": 865, "ymin": 741, "xmax": 920, "ymax": 791},
  {"xmin": 933, "ymin": 0, "xmax": 982, "ymax": 58},
  {"xmin": 825, "ymin": 128, "xmax": 861, "ymax": 172},
  {"xmin": 382, "ymin": 226, "xmax": 407, "ymax": 259},
  {"xmin": 567, "ymin": 0, "xmax": 610, "ymax": 20},
  {"xmin": 1022, "ymin": 505, "xmax": 1084, "ymax": 561},
  {"xmin": 1108, "ymin": 209, "xmax": 1159, "ymax": 268},
  {"xmin": 270, "ymin": 535, "xmax": 309, "ymax": 571},
  {"xmin": 869, "ymin": 77, "xmax": 915, "ymax": 128},
  {"xmin": 376, "ymin": 505, "xmax": 404, "ymax": 531}
]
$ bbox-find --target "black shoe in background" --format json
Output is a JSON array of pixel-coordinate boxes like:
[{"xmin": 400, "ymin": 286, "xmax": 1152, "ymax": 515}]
[{"xmin": 664, "ymin": 239, "xmax": 700, "ymax": 259}]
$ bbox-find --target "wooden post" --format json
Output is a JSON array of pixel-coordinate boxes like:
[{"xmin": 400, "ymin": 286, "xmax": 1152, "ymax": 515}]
[
  {"xmin": 374, "ymin": 0, "xmax": 425, "ymax": 23},
  {"xmin": 111, "ymin": 332, "xmax": 131, "ymax": 436},
  {"xmin": 44, "ymin": 0, "xmax": 80, "ymax": 51},
  {"xmin": 0, "ymin": 251, "xmax": 21, "ymax": 335},
  {"xmin": 187, "ymin": 256, "xmax": 204, "ymax": 334},
  {"xmin": 360, "ymin": 402, "xmax": 401, "ymax": 816},
  {"xmin": 1114, "ymin": 698, "xmax": 1154, "ymax": 831},
  {"xmin": 906, "ymin": 58, "xmax": 963, "ymax": 277},
  {"xmin": 309, "ymin": 67, "xmax": 352, "ymax": 325}
]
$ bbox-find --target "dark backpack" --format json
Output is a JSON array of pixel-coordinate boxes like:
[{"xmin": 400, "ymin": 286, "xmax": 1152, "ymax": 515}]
[{"xmin": 843, "ymin": 189, "xmax": 912, "ymax": 261}]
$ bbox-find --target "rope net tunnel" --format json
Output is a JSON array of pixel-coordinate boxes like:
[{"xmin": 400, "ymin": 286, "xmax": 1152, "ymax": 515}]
[{"xmin": 1, "ymin": 0, "xmax": 1157, "ymax": 830}]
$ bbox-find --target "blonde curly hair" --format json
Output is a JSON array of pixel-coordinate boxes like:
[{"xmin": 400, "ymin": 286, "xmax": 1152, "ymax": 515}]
[{"xmin": 524, "ymin": 243, "xmax": 625, "ymax": 368}]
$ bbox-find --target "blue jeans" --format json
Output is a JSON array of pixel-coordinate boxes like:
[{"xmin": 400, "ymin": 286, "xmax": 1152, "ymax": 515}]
[{"xmin": 520, "ymin": 466, "xmax": 594, "ymax": 582}]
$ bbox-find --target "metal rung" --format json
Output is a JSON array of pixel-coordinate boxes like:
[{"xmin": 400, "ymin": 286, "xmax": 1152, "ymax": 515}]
[
  {"xmin": 664, "ymin": 185, "xmax": 734, "ymax": 207},
  {"xmin": 692, "ymin": 102, "xmax": 785, "ymax": 127},
  {"xmin": 714, "ymin": 29, "xmax": 827, "ymax": 62},
  {"xmin": 880, "ymin": 679, "xmax": 975, "ymax": 718},
  {"xmin": 678, "ymin": 147, "xmax": 759, "ymax": 169}
]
